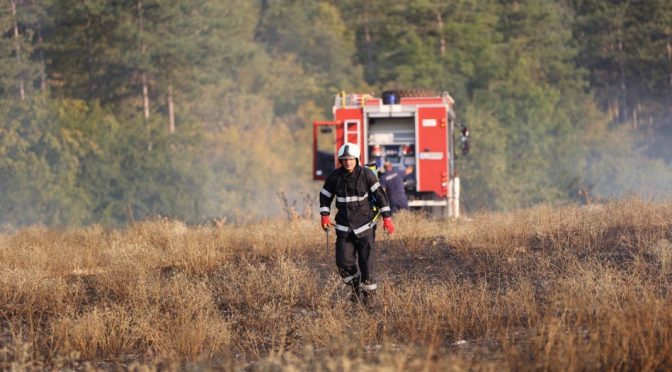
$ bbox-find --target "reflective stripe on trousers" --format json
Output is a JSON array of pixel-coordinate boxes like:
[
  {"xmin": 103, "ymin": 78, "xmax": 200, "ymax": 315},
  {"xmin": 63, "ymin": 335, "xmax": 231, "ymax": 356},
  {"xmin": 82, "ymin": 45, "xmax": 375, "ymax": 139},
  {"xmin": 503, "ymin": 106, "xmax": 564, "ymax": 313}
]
[{"xmin": 360, "ymin": 282, "xmax": 377, "ymax": 291}]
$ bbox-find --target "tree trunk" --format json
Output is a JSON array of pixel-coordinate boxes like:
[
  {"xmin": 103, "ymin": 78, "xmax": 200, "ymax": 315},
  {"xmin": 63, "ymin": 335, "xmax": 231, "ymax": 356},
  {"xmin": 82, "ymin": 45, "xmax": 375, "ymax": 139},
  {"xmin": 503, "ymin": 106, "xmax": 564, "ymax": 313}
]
[
  {"xmin": 11, "ymin": 0, "xmax": 25, "ymax": 101},
  {"xmin": 436, "ymin": 9, "xmax": 446, "ymax": 58},
  {"xmin": 142, "ymin": 72, "xmax": 150, "ymax": 120},
  {"xmin": 86, "ymin": 17, "xmax": 94, "ymax": 100},
  {"xmin": 126, "ymin": 199, "xmax": 135, "ymax": 222},
  {"xmin": 617, "ymin": 21, "xmax": 627, "ymax": 124},
  {"xmin": 667, "ymin": 40, "xmax": 671, "ymax": 112},
  {"xmin": 167, "ymin": 84, "xmax": 175, "ymax": 133},
  {"xmin": 363, "ymin": 1, "xmax": 373, "ymax": 76},
  {"xmin": 37, "ymin": 24, "xmax": 47, "ymax": 92},
  {"xmin": 138, "ymin": 0, "xmax": 150, "ymax": 121}
]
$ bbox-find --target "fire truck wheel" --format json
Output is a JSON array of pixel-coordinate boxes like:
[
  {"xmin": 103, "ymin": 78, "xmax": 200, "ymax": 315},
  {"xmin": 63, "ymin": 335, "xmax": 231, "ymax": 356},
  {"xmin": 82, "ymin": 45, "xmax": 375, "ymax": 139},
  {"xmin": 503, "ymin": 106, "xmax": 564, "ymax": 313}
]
[{"xmin": 383, "ymin": 89, "xmax": 438, "ymax": 98}]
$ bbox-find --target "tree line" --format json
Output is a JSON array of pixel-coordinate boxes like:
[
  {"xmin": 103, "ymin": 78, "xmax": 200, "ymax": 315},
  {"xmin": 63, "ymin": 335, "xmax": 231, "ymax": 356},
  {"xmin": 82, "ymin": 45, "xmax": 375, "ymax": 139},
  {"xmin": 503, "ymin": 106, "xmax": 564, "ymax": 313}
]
[{"xmin": 1, "ymin": 0, "xmax": 671, "ymax": 227}]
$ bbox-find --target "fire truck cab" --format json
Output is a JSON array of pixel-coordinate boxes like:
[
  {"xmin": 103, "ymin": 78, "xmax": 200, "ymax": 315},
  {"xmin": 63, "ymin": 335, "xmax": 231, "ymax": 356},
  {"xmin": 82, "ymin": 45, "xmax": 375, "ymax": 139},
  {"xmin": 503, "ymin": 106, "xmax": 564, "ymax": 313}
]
[{"xmin": 313, "ymin": 90, "xmax": 469, "ymax": 218}]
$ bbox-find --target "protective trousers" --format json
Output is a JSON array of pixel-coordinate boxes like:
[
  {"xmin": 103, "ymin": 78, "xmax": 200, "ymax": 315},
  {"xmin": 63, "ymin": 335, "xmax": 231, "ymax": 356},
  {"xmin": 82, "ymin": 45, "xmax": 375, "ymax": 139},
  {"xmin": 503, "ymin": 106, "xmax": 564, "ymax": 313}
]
[{"xmin": 336, "ymin": 230, "xmax": 377, "ymax": 295}]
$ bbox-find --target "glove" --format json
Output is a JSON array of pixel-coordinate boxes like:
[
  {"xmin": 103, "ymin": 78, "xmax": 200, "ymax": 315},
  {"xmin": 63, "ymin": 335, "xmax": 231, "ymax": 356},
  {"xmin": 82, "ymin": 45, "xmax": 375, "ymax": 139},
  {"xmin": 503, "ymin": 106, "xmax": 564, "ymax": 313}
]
[
  {"xmin": 383, "ymin": 217, "xmax": 395, "ymax": 235},
  {"xmin": 321, "ymin": 215, "xmax": 332, "ymax": 231}
]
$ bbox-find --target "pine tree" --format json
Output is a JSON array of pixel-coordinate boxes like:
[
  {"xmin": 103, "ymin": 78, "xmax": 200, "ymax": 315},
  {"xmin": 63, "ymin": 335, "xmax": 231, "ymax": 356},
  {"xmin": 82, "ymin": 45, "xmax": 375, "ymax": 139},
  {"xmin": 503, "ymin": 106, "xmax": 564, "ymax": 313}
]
[
  {"xmin": 255, "ymin": 0, "xmax": 364, "ymax": 101},
  {"xmin": 469, "ymin": 0, "xmax": 590, "ymax": 208},
  {"xmin": 0, "ymin": 0, "xmax": 46, "ymax": 101}
]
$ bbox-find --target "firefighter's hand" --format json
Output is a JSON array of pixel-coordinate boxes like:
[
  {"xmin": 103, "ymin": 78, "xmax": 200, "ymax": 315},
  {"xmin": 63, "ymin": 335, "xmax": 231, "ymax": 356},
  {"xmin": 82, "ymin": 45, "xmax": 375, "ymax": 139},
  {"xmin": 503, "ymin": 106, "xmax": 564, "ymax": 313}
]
[
  {"xmin": 383, "ymin": 217, "xmax": 395, "ymax": 235},
  {"xmin": 321, "ymin": 215, "xmax": 332, "ymax": 231}
]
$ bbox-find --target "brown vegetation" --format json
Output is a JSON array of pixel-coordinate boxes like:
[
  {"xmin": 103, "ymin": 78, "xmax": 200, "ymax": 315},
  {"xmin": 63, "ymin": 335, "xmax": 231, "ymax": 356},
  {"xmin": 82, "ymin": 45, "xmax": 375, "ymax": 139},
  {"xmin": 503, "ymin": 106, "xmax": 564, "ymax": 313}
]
[{"xmin": 2, "ymin": 198, "xmax": 672, "ymax": 370}]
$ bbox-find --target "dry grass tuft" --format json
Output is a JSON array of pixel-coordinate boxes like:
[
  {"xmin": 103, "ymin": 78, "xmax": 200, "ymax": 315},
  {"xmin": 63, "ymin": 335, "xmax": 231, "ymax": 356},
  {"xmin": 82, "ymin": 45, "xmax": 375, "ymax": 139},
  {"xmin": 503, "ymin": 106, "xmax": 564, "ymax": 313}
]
[{"xmin": 2, "ymin": 197, "xmax": 672, "ymax": 370}]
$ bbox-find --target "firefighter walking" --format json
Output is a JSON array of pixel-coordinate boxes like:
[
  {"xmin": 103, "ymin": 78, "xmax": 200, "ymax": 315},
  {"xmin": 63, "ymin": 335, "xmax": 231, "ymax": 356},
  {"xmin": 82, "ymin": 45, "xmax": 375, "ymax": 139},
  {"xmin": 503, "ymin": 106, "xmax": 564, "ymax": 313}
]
[{"xmin": 319, "ymin": 143, "xmax": 395, "ymax": 305}]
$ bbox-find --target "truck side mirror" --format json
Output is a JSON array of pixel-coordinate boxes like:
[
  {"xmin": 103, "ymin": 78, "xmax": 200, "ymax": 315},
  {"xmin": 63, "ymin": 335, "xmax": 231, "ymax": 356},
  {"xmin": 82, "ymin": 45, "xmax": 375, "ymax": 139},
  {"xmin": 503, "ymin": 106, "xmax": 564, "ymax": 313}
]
[{"xmin": 460, "ymin": 126, "xmax": 470, "ymax": 156}]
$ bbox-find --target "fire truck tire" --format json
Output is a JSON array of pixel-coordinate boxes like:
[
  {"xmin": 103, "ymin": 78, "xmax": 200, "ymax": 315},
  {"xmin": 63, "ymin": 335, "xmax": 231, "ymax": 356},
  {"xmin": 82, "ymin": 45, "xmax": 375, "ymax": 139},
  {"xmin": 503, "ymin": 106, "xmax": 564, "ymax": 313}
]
[{"xmin": 383, "ymin": 89, "xmax": 438, "ymax": 98}]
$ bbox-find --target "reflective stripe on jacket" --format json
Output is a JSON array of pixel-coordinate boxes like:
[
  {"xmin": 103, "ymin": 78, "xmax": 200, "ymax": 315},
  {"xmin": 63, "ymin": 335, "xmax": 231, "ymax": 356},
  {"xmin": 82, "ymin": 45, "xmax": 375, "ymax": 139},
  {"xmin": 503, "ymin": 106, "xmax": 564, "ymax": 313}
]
[{"xmin": 319, "ymin": 165, "xmax": 391, "ymax": 237}]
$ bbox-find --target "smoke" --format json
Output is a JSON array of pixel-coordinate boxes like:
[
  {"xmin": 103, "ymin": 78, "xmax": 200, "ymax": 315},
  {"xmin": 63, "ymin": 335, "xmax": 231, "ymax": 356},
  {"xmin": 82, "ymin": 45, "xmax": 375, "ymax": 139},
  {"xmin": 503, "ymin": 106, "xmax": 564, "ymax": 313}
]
[{"xmin": 582, "ymin": 129, "xmax": 672, "ymax": 203}]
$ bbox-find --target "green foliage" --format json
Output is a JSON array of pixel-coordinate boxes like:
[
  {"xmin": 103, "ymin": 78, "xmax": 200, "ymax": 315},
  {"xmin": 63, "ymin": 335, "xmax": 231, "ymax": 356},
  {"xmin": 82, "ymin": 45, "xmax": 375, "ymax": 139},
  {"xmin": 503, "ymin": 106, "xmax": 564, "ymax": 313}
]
[
  {"xmin": 0, "ymin": 0, "xmax": 45, "ymax": 100},
  {"xmin": 468, "ymin": 0, "xmax": 586, "ymax": 208},
  {"xmin": 256, "ymin": 0, "xmax": 362, "ymax": 89},
  {"xmin": 459, "ymin": 104, "xmax": 508, "ymax": 210},
  {"xmin": 0, "ymin": 96, "xmax": 205, "ymax": 227},
  {"xmin": 0, "ymin": 96, "xmax": 90, "ymax": 226},
  {"xmin": 572, "ymin": 0, "xmax": 672, "ymax": 159},
  {"xmin": 0, "ymin": 0, "xmax": 671, "ymax": 226}
]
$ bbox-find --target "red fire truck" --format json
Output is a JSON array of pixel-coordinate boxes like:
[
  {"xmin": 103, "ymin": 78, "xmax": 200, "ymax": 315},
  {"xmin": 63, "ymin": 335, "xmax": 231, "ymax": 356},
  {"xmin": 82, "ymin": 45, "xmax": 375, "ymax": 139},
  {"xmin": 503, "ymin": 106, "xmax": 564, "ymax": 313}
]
[{"xmin": 313, "ymin": 89, "xmax": 469, "ymax": 217}]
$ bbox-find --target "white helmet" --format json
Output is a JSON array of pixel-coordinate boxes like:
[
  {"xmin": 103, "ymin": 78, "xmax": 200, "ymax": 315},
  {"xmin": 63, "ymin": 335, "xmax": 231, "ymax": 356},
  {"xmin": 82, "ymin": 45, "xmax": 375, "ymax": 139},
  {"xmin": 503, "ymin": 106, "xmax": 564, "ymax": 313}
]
[{"xmin": 338, "ymin": 143, "xmax": 360, "ymax": 161}]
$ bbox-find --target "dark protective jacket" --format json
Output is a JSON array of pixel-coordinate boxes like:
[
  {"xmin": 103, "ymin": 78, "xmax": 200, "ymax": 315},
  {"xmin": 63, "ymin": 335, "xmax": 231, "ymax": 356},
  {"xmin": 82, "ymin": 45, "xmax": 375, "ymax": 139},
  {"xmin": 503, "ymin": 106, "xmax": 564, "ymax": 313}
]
[
  {"xmin": 380, "ymin": 169, "xmax": 409, "ymax": 211},
  {"xmin": 320, "ymin": 165, "xmax": 392, "ymax": 238}
]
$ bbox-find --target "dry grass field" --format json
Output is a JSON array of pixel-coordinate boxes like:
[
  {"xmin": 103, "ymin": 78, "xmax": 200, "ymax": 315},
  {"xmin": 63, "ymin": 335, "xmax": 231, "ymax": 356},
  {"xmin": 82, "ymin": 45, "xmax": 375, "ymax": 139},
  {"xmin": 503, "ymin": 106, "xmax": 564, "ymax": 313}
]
[{"xmin": 2, "ymin": 198, "xmax": 672, "ymax": 371}]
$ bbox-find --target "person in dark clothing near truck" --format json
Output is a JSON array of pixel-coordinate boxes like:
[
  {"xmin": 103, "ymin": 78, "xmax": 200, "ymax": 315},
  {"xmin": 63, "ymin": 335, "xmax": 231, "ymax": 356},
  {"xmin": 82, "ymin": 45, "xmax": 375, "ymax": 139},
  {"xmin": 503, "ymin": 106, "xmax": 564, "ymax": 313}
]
[
  {"xmin": 319, "ymin": 143, "xmax": 395, "ymax": 304},
  {"xmin": 380, "ymin": 161, "xmax": 409, "ymax": 213}
]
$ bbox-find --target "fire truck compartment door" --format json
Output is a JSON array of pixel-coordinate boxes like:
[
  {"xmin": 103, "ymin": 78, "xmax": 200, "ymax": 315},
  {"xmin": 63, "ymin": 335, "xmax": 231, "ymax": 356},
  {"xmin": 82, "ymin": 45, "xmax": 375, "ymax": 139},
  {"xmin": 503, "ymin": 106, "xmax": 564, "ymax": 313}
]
[
  {"xmin": 416, "ymin": 107, "xmax": 448, "ymax": 197},
  {"xmin": 313, "ymin": 121, "xmax": 340, "ymax": 180}
]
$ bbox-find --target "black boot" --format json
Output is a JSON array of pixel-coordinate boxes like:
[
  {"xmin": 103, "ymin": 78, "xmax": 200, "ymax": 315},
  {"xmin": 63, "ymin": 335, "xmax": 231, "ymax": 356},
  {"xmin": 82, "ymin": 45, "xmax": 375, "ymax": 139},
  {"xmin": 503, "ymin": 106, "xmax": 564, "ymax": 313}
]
[
  {"xmin": 349, "ymin": 278, "xmax": 362, "ymax": 303},
  {"xmin": 359, "ymin": 281, "xmax": 377, "ymax": 309},
  {"xmin": 340, "ymin": 270, "xmax": 361, "ymax": 304}
]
